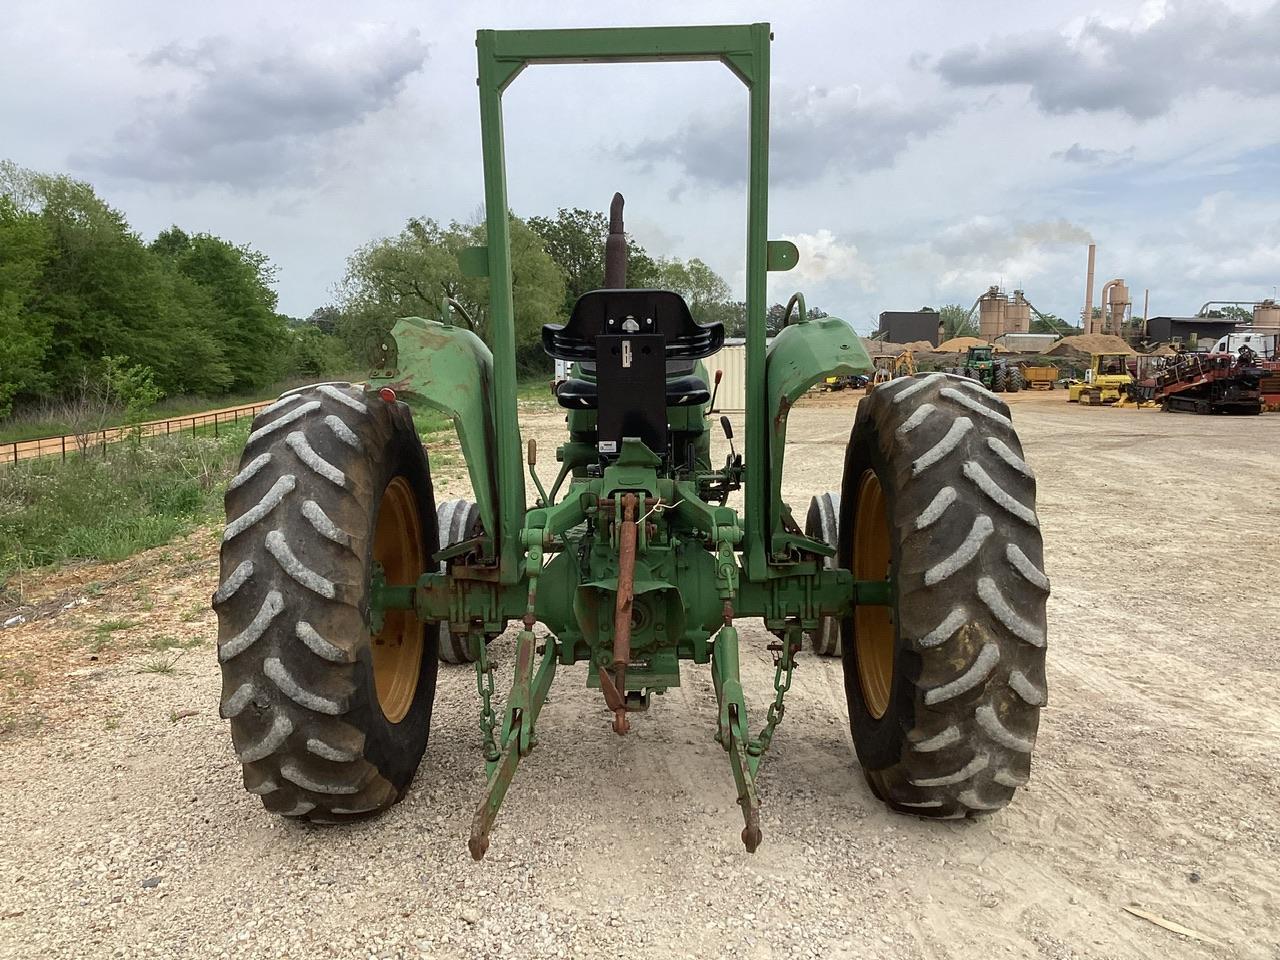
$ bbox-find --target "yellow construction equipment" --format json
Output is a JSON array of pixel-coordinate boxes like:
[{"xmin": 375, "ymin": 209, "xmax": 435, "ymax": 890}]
[
  {"xmin": 1068, "ymin": 353, "xmax": 1134, "ymax": 405},
  {"xmin": 1020, "ymin": 365, "xmax": 1059, "ymax": 390},
  {"xmin": 866, "ymin": 350, "xmax": 917, "ymax": 393}
]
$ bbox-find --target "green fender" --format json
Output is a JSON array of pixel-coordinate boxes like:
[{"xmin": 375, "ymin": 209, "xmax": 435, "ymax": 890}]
[
  {"xmin": 764, "ymin": 316, "xmax": 873, "ymax": 560},
  {"xmin": 368, "ymin": 316, "xmax": 499, "ymax": 551}
]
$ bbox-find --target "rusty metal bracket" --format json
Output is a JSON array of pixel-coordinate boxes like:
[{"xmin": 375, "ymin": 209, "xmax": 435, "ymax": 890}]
[{"xmin": 609, "ymin": 492, "xmax": 639, "ymax": 734}]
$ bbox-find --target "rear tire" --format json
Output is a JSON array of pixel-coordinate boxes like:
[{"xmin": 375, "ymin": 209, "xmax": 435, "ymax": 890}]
[
  {"xmin": 214, "ymin": 383, "xmax": 439, "ymax": 822},
  {"xmin": 435, "ymin": 499, "xmax": 486, "ymax": 664},
  {"xmin": 804, "ymin": 492, "xmax": 841, "ymax": 657},
  {"xmin": 838, "ymin": 373, "xmax": 1049, "ymax": 817},
  {"xmin": 1007, "ymin": 369, "xmax": 1023, "ymax": 393},
  {"xmin": 992, "ymin": 368, "xmax": 1006, "ymax": 392}
]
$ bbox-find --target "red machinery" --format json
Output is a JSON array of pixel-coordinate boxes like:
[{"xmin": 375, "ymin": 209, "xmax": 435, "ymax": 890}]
[{"xmin": 1155, "ymin": 352, "xmax": 1265, "ymax": 415}]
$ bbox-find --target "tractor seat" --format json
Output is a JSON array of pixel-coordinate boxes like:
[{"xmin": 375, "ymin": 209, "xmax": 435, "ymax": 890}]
[
  {"xmin": 556, "ymin": 374, "xmax": 710, "ymax": 410},
  {"xmin": 542, "ymin": 289, "xmax": 724, "ymax": 361}
]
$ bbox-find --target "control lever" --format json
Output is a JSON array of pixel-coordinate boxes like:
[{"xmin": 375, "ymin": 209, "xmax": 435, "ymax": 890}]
[
  {"xmin": 707, "ymin": 369, "xmax": 723, "ymax": 414},
  {"xmin": 720, "ymin": 415, "xmax": 738, "ymax": 463}
]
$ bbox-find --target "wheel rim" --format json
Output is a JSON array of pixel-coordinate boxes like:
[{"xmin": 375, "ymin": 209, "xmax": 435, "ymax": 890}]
[
  {"xmin": 853, "ymin": 468, "xmax": 894, "ymax": 719},
  {"xmin": 371, "ymin": 475, "xmax": 426, "ymax": 723}
]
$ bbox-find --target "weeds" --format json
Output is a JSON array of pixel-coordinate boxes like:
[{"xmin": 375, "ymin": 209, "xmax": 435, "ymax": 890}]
[
  {"xmin": 0, "ymin": 424, "xmax": 249, "ymax": 586},
  {"xmin": 87, "ymin": 617, "xmax": 136, "ymax": 653},
  {"xmin": 1, "ymin": 380, "xmax": 487, "ymax": 587},
  {"xmin": 138, "ymin": 653, "xmax": 181, "ymax": 675}
]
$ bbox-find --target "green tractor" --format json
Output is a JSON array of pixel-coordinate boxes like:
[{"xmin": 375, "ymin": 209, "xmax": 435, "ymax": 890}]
[
  {"xmin": 213, "ymin": 24, "xmax": 1049, "ymax": 858},
  {"xmin": 958, "ymin": 345, "xmax": 1023, "ymax": 393}
]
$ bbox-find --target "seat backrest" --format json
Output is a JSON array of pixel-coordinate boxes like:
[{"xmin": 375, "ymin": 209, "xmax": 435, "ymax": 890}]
[{"xmin": 542, "ymin": 289, "xmax": 724, "ymax": 361}]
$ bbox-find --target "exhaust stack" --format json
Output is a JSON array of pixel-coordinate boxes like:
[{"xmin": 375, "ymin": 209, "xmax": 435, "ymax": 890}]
[
  {"xmin": 1083, "ymin": 243, "xmax": 1096, "ymax": 334},
  {"xmin": 604, "ymin": 192, "xmax": 627, "ymax": 288}
]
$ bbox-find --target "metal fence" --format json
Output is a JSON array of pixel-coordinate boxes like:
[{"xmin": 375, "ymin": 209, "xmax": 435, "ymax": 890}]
[{"xmin": 3, "ymin": 402, "xmax": 271, "ymax": 467}]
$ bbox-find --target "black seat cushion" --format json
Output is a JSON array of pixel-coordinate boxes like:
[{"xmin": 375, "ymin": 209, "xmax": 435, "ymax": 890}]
[
  {"xmin": 556, "ymin": 377, "xmax": 599, "ymax": 409},
  {"xmin": 664, "ymin": 374, "xmax": 710, "ymax": 406},
  {"xmin": 542, "ymin": 289, "xmax": 724, "ymax": 362},
  {"xmin": 555, "ymin": 374, "xmax": 709, "ymax": 410}
]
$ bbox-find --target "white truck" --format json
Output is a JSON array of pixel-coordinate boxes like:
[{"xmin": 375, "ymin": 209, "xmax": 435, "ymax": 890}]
[{"xmin": 1207, "ymin": 331, "xmax": 1277, "ymax": 358}]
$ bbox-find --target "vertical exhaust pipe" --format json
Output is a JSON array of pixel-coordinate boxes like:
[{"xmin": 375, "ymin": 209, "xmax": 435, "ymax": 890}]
[
  {"xmin": 604, "ymin": 192, "xmax": 627, "ymax": 288},
  {"xmin": 1083, "ymin": 243, "xmax": 1096, "ymax": 334}
]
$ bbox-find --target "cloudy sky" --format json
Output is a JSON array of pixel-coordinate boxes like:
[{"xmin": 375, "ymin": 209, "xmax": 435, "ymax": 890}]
[{"xmin": 4, "ymin": 0, "xmax": 1279, "ymax": 331}]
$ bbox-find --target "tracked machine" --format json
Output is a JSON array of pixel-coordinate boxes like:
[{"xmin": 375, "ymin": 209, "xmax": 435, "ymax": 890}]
[
  {"xmin": 1156, "ymin": 350, "xmax": 1265, "ymax": 414},
  {"xmin": 1067, "ymin": 353, "xmax": 1134, "ymax": 405},
  {"xmin": 213, "ymin": 24, "xmax": 1050, "ymax": 857}
]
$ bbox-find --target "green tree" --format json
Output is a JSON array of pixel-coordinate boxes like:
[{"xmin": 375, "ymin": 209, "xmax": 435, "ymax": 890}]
[
  {"xmin": 337, "ymin": 215, "xmax": 564, "ymax": 366},
  {"xmin": 938, "ymin": 303, "xmax": 978, "ymax": 340},
  {"xmin": 151, "ymin": 228, "xmax": 285, "ymax": 392},
  {"xmin": 4, "ymin": 164, "xmax": 159, "ymax": 394},
  {"xmin": 707, "ymin": 301, "xmax": 748, "ymax": 337},
  {"xmin": 655, "ymin": 257, "xmax": 730, "ymax": 310},
  {"xmin": 1209, "ymin": 305, "xmax": 1252, "ymax": 324},
  {"xmin": 304, "ymin": 305, "xmax": 343, "ymax": 335},
  {"xmin": 1029, "ymin": 312, "xmax": 1078, "ymax": 335},
  {"xmin": 0, "ymin": 195, "xmax": 53, "ymax": 415},
  {"xmin": 526, "ymin": 207, "xmax": 659, "ymax": 315},
  {"xmin": 287, "ymin": 326, "xmax": 351, "ymax": 378}
]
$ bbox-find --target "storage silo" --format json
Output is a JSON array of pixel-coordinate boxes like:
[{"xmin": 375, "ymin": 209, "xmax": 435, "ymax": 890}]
[
  {"xmin": 1254, "ymin": 298, "xmax": 1280, "ymax": 330},
  {"xmin": 978, "ymin": 286, "xmax": 1007, "ymax": 340},
  {"xmin": 1006, "ymin": 290, "xmax": 1031, "ymax": 334}
]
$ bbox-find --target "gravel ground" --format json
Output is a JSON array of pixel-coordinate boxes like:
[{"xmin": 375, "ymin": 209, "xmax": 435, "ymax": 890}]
[{"xmin": 1, "ymin": 389, "xmax": 1277, "ymax": 959}]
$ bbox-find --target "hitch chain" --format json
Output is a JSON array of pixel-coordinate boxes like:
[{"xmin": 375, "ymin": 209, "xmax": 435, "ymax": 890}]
[
  {"xmin": 473, "ymin": 632, "xmax": 500, "ymax": 765},
  {"xmin": 754, "ymin": 632, "xmax": 801, "ymax": 756}
]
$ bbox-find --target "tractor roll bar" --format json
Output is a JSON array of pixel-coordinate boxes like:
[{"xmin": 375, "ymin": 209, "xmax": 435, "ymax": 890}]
[{"xmin": 474, "ymin": 24, "xmax": 777, "ymax": 582}]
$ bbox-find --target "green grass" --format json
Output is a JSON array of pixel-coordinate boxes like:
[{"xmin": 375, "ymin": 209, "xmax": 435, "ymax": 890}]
[
  {"xmin": 0, "ymin": 370, "xmax": 365, "ymax": 444},
  {"xmin": 88, "ymin": 617, "xmax": 137, "ymax": 652},
  {"xmin": 517, "ymin": 373, "xmax": 557, "ymax": 405},
  {"xmin": 0, "ymin": 423, "xmax": 249, "ymax": 589},
  {"xmin": 178, "ymin": 603, "xmax": 205, "ymax": 623},
  {"xmin": 0, "ymin": 377, "xmax": 532, "ymax": 588}
]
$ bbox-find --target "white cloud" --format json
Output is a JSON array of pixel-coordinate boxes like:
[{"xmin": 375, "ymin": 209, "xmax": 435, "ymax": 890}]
[
  {"xmin": 902, "ymin": 216, "xmax": 1093, "ymax": 297},
  {"xmin": 620, "ymin": 84, "xmax": 953, "ymax": 188},
  {"xmin": 932, "ymin": 0, "xmax": 1280, "ymax": 120},
  {"xmin": 73, "ymin": 26, "xmax": 428, "ymax": 189},
  {"xmin": 781, "ymin": 229, "xmax": 876, "ymax": 291}
]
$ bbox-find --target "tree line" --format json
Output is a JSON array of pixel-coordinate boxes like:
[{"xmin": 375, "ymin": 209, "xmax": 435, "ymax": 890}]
[
  {"xmin": 0, "ymin": 162, "xmax": 355, "ymax": 419},
  {"xmin": 333, "ymin": 205, "xmax": 826, "ymax": 370},
  {"xmin": 1, "ymin": 161, "xmax": 827, "ymax": 419}
]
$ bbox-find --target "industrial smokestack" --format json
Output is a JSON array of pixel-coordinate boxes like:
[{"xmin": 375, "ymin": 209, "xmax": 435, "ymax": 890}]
[
  {"xmin": 604, "ymin": 192, "xmax": 627, "ymax": 288},
  {"xmin": 1083, "ymin": 243, "xmax": 1096, "ymax": 335}
]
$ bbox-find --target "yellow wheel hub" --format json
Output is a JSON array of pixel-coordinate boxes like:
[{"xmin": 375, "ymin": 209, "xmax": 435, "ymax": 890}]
[
  {"xmin": 853, "ymin": 469, "xmax": 894, "ymax": 719},
  {"xmin": 371, "ymin": 475, "xmax": 426, "ymax": 724}
]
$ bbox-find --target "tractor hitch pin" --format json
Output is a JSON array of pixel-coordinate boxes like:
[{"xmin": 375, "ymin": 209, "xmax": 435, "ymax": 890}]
[{"xmin": 609, "ymin": 492, "xmax": 639, "ymax": 735}]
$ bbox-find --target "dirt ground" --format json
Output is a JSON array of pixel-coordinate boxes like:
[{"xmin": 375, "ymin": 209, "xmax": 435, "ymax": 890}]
[{"xmin": 1, "ymin": 388, "xmax": 1277, "ymax": 959}]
